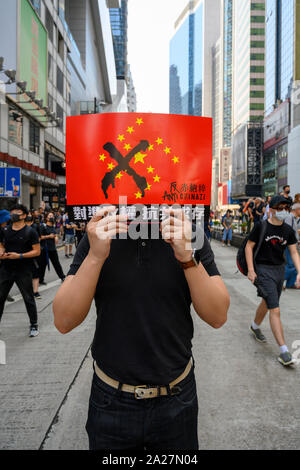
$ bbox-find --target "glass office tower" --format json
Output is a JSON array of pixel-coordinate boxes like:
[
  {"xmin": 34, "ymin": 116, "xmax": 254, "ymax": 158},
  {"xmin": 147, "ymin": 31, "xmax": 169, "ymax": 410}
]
[
  {"xmin": 223, "ymin": 0, "xmax": 233, "ymax": 147},
  {"xmin": 109, "ymin": 0, "xmax": 128, "ymax": 79},
  {"xmin": 265, "ymin": 0, "xmax": 295, "ymax": 113},
  {"xmin": 169, "ymin": 1, "xmax": 203, "ymax": 116}
]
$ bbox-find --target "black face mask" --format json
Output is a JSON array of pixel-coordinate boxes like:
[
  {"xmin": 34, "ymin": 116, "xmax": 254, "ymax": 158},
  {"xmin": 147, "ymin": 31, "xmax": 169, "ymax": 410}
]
[
  {"xmin": 25, "ymin": 216, "xmax": 33, "ymax": 222},
  {"xmin": 11, "ymin": 214, "xmax": 22, "ymax": 223},
  {"xmin": 48, "ymin": 218, "xmax": 55, "ymax": 223},
  {"xmin": 285, "ymin": 190, "xmax": 290, "ymax": 195}
]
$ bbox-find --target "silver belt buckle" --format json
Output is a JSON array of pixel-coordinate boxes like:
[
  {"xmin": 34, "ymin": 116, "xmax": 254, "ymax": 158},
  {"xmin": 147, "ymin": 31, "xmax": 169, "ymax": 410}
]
[{"xmin": 134, "ymin": 386, "xmax": 147, "ymax": 400}]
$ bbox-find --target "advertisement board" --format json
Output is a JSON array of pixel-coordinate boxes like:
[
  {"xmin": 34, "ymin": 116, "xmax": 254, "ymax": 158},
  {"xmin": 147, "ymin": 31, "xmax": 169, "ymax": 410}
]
[
  {"xmin": 0, "ymin": 167, "xmax": 21, "ymax": 197},
  {"xmin": 16, "ymin": 0, "xmax": 48, "ymax": 124},
  {"xmin": 263, "ymin": 100, "xmax": 290, "ymax": 150},
  {"xmin": 231, "ymin": 125, "xmax": 247, "ymax": 197}
]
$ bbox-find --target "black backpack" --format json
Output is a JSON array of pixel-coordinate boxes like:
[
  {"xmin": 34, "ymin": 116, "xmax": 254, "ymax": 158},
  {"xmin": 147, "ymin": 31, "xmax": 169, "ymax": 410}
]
[{"xmin": 236, "ymin": 221, "xmax": 267, "ymax": 276}]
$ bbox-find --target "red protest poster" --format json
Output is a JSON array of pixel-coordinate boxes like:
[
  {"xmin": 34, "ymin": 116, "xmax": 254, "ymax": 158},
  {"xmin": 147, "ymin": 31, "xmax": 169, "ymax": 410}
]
[{"xmin": 66, "ymin": 113, "xmax": 212, "ymax": 206}]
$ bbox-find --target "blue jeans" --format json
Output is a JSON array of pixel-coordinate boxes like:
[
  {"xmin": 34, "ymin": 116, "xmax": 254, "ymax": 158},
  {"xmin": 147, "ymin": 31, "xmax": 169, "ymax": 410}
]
[
  {"xmin": 86, "ymin": 363, "xmax": 199, "ymax": 450},
  {"xmin": 222, "ymin": 228, "xmax": 232, "ymax": 242},
  {"xmin": 284, "ymin": 247, "xmax": 297, "ymax": 288}
]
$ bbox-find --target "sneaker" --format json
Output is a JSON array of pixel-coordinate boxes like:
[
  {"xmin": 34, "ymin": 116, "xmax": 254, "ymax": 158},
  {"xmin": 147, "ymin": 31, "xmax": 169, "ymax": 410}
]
[
  {"xmin": 39, "ymin": 281, "xmax": 47, "ymax": 286},
  {"xmin": 34, "ymin": 292, "xmax": 42, "ymax": 299},
  {"xmin": 65, "ymin": 254, "xmax": 69, "ymax": 258},
  {"xmin": 29, "ymin": 325, "xmax": 39, "ymax": 338},
  {"xmin": 278, "ymin": 352, "xmax": 295, "ymax": 366},
  {"xmin": 69, "ymin": 253, "xmax": 74, "ymax": 257},
  {"xmin": 250, "ymin": 325, "xmax": 267, "ymax": 343},
  {"xmin": 7, "ymin": 294, "xmax": 15, "ymax": 302}
]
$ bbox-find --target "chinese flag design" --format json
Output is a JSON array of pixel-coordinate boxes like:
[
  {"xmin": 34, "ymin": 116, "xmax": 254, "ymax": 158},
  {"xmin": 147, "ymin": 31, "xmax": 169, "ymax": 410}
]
[{"xmin": 66, "ymin": 113, "xmax": 212, "ymax": 205}]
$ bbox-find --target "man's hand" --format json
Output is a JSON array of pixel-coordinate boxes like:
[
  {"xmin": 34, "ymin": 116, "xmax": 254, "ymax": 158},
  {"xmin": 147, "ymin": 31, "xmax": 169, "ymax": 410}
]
[
  {"xmin": 160, "ymin": 208, "xmax": 193, "ymax": 263},
  {"xmin": 247, "ymin": 270, "xmax": 257, "ymax": 284},
  {"xmin": 4, "ymin": 252, "xmax": 20, "ymax": 260},
  {"xmin": 296, "ymin": 273, "xmax": 300, "ymax": 288},
  {"xmin": 0, "ymin": 249, "xmax": 6, "ymax": 257},
  {"xmin": 87, "ymin": 206, "xmax": 128, "ymax": 263}
]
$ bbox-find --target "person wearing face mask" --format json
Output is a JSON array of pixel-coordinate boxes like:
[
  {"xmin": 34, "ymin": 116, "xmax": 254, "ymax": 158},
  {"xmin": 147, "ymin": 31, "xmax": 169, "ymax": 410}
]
[
  {"xmin": 39, "ymin": 212, "xmax": 66, "ymax": 285},
  {"xmin": 0, "ymin": 204, "xmax": 40, "ymax": 337},
  {"xmin": 25, "ymin": 214, "xmax": 42, "ymax": 299},
  {"xmin": 283, "ymin": 203, "xmax": 300, "ymax": 290},
  {"xmin": 245, "ymin": 196, "xmax": 300, "ymax": 366},
  {"xmin": 282, "ymin": 185, "xmax": 293, "ymax": 207}
]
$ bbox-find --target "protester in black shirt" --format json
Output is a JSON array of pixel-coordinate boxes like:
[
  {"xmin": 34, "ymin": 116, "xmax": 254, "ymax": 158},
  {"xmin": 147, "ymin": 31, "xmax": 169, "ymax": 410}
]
[
  {"xmin": 25, "ymin": 215, "xmax": 42, "ymax": 299},
  {"xmin": 39, "ymin": 212, "xmax": 65, "ymax": 285},
  {"xmin": 53, "ymin": 206, "xmax": 229, "ymax": 450},
  {"xmin": 0, "ymin": 204, "xmax": 40, "ymax": 337},
  {"xmin": 245, "ymin": 195, "xmax": 300, "ymax": 366},
  {"xmin": 282, "ymin": 185, "xmax": 293, "ymax": 207}
]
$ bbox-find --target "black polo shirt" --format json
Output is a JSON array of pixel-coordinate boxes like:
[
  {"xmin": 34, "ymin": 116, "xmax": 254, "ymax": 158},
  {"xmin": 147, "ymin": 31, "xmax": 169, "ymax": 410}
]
[{"xmin": 68, "ymin": 234, "xmax": 220, "ymax": 385}]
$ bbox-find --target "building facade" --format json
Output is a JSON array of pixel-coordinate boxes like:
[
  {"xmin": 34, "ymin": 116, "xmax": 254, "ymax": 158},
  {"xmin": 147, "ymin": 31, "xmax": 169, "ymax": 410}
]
[
  {"xmin": 0, "ymin": 0, "xmax": 123, "ymax": 210},
  {"xmin": 233, "ymin": 0, "xmax": 266, "ymax": 130},
  {"xmin": 169, "ymin": 0, "xmax": 220, "ymax": 117},
  {"xmin": 264, "ymin": 0, "xmax": 300, "ymax": 195}
]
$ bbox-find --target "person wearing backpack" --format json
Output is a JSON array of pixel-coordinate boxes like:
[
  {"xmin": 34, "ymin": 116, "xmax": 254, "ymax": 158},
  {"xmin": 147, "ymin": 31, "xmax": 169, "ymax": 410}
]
[
  {"xmin": 244, "ymin": 195, "xmax": 300, "ymax": 366},
  {"xmin": 0, "ymin": 204, "xmax": 41, "ymax": 337}
]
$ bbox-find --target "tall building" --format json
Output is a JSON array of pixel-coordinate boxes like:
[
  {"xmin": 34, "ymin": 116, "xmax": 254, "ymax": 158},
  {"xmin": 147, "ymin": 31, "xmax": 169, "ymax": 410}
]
[
  {"xmin": 126, "ymin": 64, "xmax": 136, "ymax": 112},
  {"xmin": 169, "ymin": 0, "xmax": 220, "ymax": 117},
  {"xmin": 222, "ymin": 0, "xmax": 233, "ymax": 148},
  {"xmin": 109, "ymin": 0, "xmax": 128, "ymax": 80},
  {"xmin": 263, "ymin": 0, "xmax": 300, "ymax": 195},
  {"xmin": 0, "ymin": 0, "xmax": 121, "ymax": 209},
  {"xmin": 233, "ymin": 0, "xmax": 265, "ymax": 129}
]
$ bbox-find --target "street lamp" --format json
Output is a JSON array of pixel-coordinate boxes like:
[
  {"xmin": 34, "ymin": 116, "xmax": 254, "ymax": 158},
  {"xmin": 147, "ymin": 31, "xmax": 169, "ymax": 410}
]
[
  {"xmin": 4, "ymin": 69, "xmax": 16, "ymax": 84},
  {"xmin": 26, "ymin": 90, "xmax": 36, "ymax": 101},
  {"xmin": 34, "ymin": 98, "xmax": 43, "ymax": 108}
]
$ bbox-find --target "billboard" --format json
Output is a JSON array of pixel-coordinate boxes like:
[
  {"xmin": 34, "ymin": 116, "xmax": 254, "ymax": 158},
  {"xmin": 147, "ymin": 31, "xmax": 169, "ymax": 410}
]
[
  {"xmin": 0, "ymin": 167, "xmax": 21, "ymax": 197},
  {"xmin": 66, "ymin": 113, "xmax": 213, "ymax": 206},
  {"xmin": 219, "ymin": 148, "xmax": 232, "ymax": 183},
  {"xmin": 263, "ymin": 100, "xmax": 290, "ymax": 150},
  {"xmin": 231, "ymin": 125, "xmax": 247, "ymax": 197},
  {"xmin": 16, "ymin": 0, "xmax": 48, "ymax": 124}
]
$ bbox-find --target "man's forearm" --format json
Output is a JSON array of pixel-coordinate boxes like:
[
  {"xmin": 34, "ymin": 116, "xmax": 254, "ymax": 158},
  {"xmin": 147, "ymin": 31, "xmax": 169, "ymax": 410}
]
[
  {"xmin": 22, "ymin": 249, "xmax": 40, "ymax": 258},
  {"xmin": 245, "ymin": 243, "xmax": 255, "ymax": 272},
  {"xmin": 53, "ymin": 251, "xmax": 105, "ymax": 334},
  {"xmin": 184, "ymin": 264, "xmax": 229, "ymax": 328},
  {"xmin": 290, "ymin": 249, "xmax": 300, "ymax": 274}
]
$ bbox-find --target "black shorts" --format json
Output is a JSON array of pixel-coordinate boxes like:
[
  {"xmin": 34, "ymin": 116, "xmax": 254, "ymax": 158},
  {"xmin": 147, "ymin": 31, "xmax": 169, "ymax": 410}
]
[{"xmin": 256, "ymin": 264, "xmax": 285, "ymax": 310}]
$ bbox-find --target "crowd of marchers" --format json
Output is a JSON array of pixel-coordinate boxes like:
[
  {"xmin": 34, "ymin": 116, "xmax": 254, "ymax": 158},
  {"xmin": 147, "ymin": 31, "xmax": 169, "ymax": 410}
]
[{"xmin": 0, "ymin": 204, "xmax": 86, "ymax": 337}]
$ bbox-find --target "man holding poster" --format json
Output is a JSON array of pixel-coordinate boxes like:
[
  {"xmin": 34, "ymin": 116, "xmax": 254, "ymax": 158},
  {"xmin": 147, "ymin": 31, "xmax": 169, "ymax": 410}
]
[{"xmin": 53, "ymin": 114, "xmax": 230, "ymax": 450}]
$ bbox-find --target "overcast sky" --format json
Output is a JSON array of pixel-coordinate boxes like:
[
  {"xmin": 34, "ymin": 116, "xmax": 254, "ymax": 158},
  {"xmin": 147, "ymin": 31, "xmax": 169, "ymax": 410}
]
[{"xmin": 127, "ymin": 0, "xmax": 187, "ymax": 113}]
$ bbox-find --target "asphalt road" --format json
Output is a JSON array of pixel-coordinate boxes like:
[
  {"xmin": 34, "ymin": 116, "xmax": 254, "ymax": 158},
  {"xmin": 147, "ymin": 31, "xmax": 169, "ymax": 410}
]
[{"xmin": 0, "ymin": 241, "xmax": 300, "ymax": 450}]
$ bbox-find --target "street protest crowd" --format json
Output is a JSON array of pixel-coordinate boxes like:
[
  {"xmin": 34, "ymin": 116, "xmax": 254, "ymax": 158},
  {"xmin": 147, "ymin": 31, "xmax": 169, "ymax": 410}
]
[
  {"xmin": 0, "ymin": 205, "xmax": 86, "ymax": 337},
  {"xmin": 208, "ymin": 184, "xmax": 300, "ymax": 367}
]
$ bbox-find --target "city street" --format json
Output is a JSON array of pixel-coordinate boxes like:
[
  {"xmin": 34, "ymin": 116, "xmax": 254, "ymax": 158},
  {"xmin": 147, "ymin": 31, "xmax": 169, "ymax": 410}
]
[{"xmin": 0, "ymin": 241, "xmax": 300, "ymax": 450}]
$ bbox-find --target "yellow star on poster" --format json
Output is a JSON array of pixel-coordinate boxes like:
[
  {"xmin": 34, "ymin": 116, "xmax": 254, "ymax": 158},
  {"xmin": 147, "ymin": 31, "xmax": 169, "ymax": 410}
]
[
  {"xmin": 147, "ymin": 165, "xmax": 155, "ymax": 173},
  {"xmin": 136, "ymin": 118, "xmax": 143, "ymax": 126},
  {"xmin": 127, "ymin": 126, "xmax": 134, "ymax": 134},
  {"xmin": 145, "ymin": 183, "xmax": 152, "ymax": 191},
  {"xmin": 135, "ymin": 191, "xmax": 142, "ymax": 199},
  {"xmin": 117, "ymin": 134, "xmax": 125, "ymax": 142},
  {"xmin": 153, "ymin": 175, "xmax": 161, "ymax": 183},
  {"xmin": 172, "ymin": 156, "xmax": 179, "ymax": 164},
  {"xmin": 134, "ymin": 152, "xmax": 147, "ymax": 164},
  {"xmin": 124, "ymin": 143, "xmax": 132, "ymax": 151},
  {"xmin": 164, "ymin": 147, "xmax": 171, "ymax": 155},
  {"xmin": 116, "ymin": 172, "xmax": 123, "ymax": 180},
  {"xmin": 147, "ymin": 144, "xmax": 154, "ymax": 151},
  {"xmin": 156, "ymin": 137, "xmax": 163, "ymax": 145},
  {"xmin": 99, "ymin": 154, "xmax": 106, "ymax": 162},
  {"xmin": 107, "ymin": 163, "xmax": 115, "ymax": 170}
]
